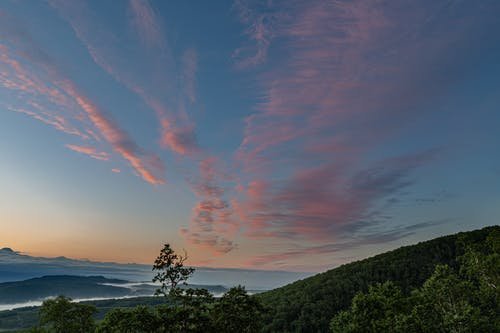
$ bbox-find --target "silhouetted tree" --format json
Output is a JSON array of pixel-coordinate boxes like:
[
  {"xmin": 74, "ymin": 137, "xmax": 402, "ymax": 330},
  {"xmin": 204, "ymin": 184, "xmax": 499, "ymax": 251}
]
[{"xmin": 152, "ymin": 244, "xmax": 195, "ymax": 298}]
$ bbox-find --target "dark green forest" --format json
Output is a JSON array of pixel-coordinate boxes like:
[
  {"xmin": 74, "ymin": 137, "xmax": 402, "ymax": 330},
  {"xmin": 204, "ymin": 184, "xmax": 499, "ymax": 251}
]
[
  {"xmin": 1, "ymin": 225, "xmax": 498, "ymax": 333},
  {"xmin": 258, "ymin": 225, "xmax": 499, "ymax": 332}
]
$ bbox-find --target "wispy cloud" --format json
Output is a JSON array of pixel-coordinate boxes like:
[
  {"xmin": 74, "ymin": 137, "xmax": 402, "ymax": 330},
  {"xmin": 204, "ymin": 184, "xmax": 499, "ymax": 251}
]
[
  {"xmin": 159, "ymin": 121, "xmax": 199, "ymax": 155},
  {"xmin": 244, "ymin": 219, "xmax": 450, "ymax": 268},
  {"xmin": 232, "ymin": 0, "xmax": 279, "ymax": 68},
  {"xmin": 0, "ymin": 11, "xmax": 165, "ymax": 185},
  {"xmin": 65, "ymin": 144, "xmax": 109, "ymax": 161},
  {"xmin": 5, "ymin": 104, "xmax": 85, "ymax": 139},
  {"xmin": 238, "ymin": 150, "xmax": 439, "ymax": 241},
  {"xmin": 128, "ymin": 0, "xmax": 166, "ymax": 51},
  {"xmin": 49, "ymin": 0, "xmax": 199, "ymax": 157},
  {"xmin": 60, "ymin": 81, "xmax": 165, "ymax": 185}
]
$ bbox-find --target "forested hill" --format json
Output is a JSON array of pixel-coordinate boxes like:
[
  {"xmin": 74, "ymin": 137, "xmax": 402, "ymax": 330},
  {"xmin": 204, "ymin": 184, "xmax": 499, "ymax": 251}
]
[{"xmin": 259, "ymin": 225, "xmax": 499, "ymax": 333}]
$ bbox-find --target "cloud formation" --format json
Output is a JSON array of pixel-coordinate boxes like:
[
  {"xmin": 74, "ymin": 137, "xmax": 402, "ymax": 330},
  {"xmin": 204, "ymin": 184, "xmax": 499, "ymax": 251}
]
[
  {"xmin": 0, "ymin": 12, "xmax": 165, "ymax": 185},
  {"xmin": 180, "ymin": 0, "xmax": 495, "ymax": 263},
  {"xmin": 244, "ymin": 219, "xmax": 450, "ymax": 268},
  {"xmin": 232, "ymin": 0, "xmax": 278, "ymax": 68},
  {"xmin": 181, "ymin": 158, "xmax": 237, "ymax": 255},
  {"xmin": 49, "ymin": 0, "xmax": 200, "ymax": 158},
  {"xmin": 3, "ymin": 0, "xmax": 497, "ymax": 269}
]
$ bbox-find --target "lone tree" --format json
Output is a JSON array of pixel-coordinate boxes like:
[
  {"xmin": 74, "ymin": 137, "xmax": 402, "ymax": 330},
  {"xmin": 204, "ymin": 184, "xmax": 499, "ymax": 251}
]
[{"xmin": 152, "ymin": 244, "xmax": 195, "ymax": 297}]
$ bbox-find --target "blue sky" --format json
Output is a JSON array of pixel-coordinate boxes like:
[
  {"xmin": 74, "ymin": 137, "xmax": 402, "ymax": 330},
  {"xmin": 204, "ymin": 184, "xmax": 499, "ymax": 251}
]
[{"xmin": 0, "ymin": 0, "xmax": 499, "ymax": 271}]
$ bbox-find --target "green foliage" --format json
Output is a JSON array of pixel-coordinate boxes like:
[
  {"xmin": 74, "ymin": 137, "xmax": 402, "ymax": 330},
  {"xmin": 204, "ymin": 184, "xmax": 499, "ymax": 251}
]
[
  {"xmin": 167, "ymin": 288, "xmax": 215, "ymax": 332},
  {"xmin": 152, "ymin": 244, "xmax": 195, "ymax": 298},
  {"xmin": 94, "ymin": 286, "xmax": 264, "ymax": 333},
  {"xmin": 96, "ymin": 306, "xmax": 159, "ymax": 333},
  {"xmin": 330, "ymin": 281, "xmax": 407, "ymax": 333},
  {"xmin": 259, "ymin": 225, "xmax": 498, "ymax": 332},
  {"xmin": 211, "ymin": 285, "xmax": 267, "ymax": 333},
  {"xmin": 38, "ymin": 296, "xmax": 97, "ymax": 333}
]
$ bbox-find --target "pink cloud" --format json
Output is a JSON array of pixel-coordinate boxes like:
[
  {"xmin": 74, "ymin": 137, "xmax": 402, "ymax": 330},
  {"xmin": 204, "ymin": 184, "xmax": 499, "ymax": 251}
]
[
  {"xmin": 49, "ymin": 0, "xmax": 199, "ymax": 157},
  {"xmin": 111, "ymin": 168, "xmax": 121, "ymax": 173},
  {"xmin": 159, "ymin": 119, "xmax": 199, "ymax": 155},
  {"xmin": 6, "ymin": 105, "xmax": 85, "ymax": 139},
  {"xmin": 65, "ymin": 144, "xmax": 109, "ymax": 161},
  {"xmin": 0, "ymin": 45, "xmax": 75, "ymax": 110},
  {"xmin": 59, "ymin": 81, "xmax": 165, "ymax": 185}
]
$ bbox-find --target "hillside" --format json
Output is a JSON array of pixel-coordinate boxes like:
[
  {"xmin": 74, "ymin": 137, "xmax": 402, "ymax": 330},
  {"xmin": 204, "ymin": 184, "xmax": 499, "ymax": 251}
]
[{"xmin": 258, "ymin": 225, "xmax": 499, "ymax": 332}]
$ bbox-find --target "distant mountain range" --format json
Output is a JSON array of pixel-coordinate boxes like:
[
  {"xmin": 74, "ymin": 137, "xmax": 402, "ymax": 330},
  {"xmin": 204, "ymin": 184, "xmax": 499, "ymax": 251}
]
[
  {"xmin": 0, "ymin": 248, "xmax": 311, "ymax": 290},
  {"xmin": 0, "ymin": 247, "xmax": 152, "ymax": 283},
  {"xmin": 0, "ymin": 275, "xmax": 229, "ymax": 305}
]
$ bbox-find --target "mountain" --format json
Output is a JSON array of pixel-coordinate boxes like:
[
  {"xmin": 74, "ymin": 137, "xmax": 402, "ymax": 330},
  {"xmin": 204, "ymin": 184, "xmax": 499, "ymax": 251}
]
[
  {"xmin": 0, "ymin": 249, "xmax": 311, "ymax": 290},
  {"xmin": 0, "ymin": 249, "xmax": 152, "ymax": 283},
  {"xmin": 258, "ymin": 225, "xmax": 499, "ymax": 332}
]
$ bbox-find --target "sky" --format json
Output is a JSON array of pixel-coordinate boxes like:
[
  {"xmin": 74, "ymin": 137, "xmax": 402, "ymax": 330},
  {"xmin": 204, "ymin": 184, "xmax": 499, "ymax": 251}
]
[{"xmin": 0, "ymin": 0, "xmax": 499, "ymax": 272}]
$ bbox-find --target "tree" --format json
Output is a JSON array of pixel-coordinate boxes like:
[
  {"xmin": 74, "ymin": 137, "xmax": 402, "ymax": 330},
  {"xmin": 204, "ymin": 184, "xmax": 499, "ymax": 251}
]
[
  {"xmin": 39, "ymin": 296, "xmax": 96, "ymax": 333},
  {"xmin": 97, "ymin": 306, "xmax": 159, "ymax": 333},
  {"xmin": 152, "ymin": 244, "xmax": 215, "ymax": 332},
  {"xmin": 329, "ymin": 281, "xmax": 407, "ymax": 333},
  {"xmin": 212, "ymin": 286, "xmax": 267, "ymax": 333},
  {"xmin": 152, "ymin": 244, "xmax": 195, "ymax": 298},
  {"xmin": 397, "ymin": 264, "xmax": 490, "ymax": 333},
  {"xmin": 168, "ymin": 288, "xmax": 215, "ymax": 333}
]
